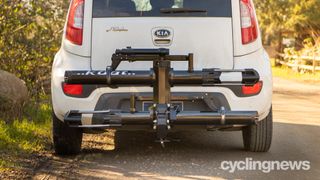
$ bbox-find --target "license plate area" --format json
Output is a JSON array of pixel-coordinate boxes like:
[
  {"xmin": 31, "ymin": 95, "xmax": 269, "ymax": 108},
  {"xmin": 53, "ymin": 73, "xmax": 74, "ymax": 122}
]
[{"xmin": 142, "ymin": 101, "xmax": 184, "ymax": 112}]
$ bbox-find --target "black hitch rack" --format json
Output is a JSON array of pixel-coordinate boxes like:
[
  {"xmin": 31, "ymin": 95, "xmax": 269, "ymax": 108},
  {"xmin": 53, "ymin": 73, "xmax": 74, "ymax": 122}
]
[{"xmin": 64, "ymin": 48, "xmax": 259, "ymax": 142}]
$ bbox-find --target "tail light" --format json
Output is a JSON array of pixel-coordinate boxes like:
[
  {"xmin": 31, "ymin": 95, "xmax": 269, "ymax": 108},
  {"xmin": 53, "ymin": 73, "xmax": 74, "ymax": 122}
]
[
  {"xmin": 66, "ymin": 0, "xmax": 84, "ymax": 45},
  {"xmin": 240, "ymin": 0, "xmax": 258, "ymax": 44},
  {"xmin": 242, "ymin": 81, "xmax": 263, "ymax": 95},
  {"xmin": 63, "ymin": 83, "xmax": 83, "ymax": 96}
]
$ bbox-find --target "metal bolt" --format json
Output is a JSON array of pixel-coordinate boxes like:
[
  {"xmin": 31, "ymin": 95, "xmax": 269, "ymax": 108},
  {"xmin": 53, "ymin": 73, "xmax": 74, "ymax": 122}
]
[
  {"xmin": 153, "ymin": 125, "xmax": 157, "ymax": 130},
  {"xmin": 167, "ymin": 125, "xmax": 171, "ymax": 130},
  {"xmin": 167, "ymin": 120, "xmax": 170, "ymax": 123},
  {"xmin": 160, "ymin": 140, "xmax": 165, "ymax": 148}
]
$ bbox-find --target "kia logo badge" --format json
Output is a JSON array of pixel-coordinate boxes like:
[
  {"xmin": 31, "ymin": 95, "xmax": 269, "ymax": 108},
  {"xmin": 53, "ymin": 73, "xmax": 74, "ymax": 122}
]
[{"xmin": 154, "ymin": 29, "xmax": 171, "ymax": 38}]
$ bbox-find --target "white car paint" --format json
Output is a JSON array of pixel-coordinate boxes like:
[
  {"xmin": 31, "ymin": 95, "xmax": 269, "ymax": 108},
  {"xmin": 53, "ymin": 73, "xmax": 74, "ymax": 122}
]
[{"xmin": 91, "ymin": 18, "xmax": 234, "ymax": 70}]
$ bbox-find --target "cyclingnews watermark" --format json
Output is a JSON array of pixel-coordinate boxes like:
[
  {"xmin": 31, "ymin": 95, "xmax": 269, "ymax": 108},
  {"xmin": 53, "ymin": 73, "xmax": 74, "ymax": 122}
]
[{"xmin": 220, "ymin": 158, "xmax": 311, "ymax": 173}]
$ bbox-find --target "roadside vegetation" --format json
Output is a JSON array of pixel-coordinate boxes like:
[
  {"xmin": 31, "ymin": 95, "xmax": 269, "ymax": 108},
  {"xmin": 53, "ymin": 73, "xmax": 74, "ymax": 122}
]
[
  {"xmin": 272, "ymin": 66, "xmax": 320, "ymax": 84},
  {"xmin": 0, "ymin": 100, "xmax": 51, "ymax": 173},
  {"xmin": 255, "ymin": 0, "xmax": 319, "ymax": 51},
  {"xmin": 0, "ymin": 0, "xmax": 68, "ymax": 176}
]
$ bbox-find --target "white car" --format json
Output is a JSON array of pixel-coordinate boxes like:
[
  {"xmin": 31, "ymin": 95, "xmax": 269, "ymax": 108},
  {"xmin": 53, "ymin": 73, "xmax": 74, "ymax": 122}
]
[{"xmin": 52, "ymin": 0, "xmax": 273, "ymax": 155}]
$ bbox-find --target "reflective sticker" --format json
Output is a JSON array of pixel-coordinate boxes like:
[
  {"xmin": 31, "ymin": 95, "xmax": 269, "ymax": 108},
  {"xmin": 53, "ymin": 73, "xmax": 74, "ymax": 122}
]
[
  {"xmin": 81, "ymin": 114, "xmax": 93, "ymax": 125},
  {"xmin": 219, "ymin": 72, "xmax": 242, "ymax": 82}
]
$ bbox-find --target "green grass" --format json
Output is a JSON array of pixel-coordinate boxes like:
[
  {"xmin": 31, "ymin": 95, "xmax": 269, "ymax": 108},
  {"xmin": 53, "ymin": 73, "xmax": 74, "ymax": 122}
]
[
  {"xmin": 272, "ymin": 66, "xmax": 320, "ymax": 84},
  {"xmin": 0, "ymin": 102, "xmax": 52, "ymax": 171}
]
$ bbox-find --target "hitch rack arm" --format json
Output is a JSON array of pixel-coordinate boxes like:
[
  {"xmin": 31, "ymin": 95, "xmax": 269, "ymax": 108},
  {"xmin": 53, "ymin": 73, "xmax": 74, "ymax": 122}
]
[
  {"xmin": 64, "ymin": 69, "xmax": 259, "ymax": 86},
  {"xmin": 110, "ymin": 48, "xmax": 194, "ymax": 72}
]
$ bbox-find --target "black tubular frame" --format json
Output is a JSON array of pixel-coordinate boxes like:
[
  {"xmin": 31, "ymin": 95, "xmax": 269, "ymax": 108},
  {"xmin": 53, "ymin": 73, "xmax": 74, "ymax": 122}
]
[{"xmin": 64, "ymin": 48, "xmax": 259, "ymax": 140}]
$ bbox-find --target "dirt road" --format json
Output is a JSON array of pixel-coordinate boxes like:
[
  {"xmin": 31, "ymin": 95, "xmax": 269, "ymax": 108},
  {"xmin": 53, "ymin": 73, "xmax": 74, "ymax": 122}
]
[{"xmin": 34, "ymin": 77, "xmax": 320, "ymax": 179}]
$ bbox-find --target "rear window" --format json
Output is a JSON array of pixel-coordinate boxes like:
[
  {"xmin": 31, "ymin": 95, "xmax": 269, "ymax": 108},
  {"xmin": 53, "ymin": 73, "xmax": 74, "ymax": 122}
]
[{"xmin": 93, "ymin": 0, "xmax": 232, "ymax": 17}]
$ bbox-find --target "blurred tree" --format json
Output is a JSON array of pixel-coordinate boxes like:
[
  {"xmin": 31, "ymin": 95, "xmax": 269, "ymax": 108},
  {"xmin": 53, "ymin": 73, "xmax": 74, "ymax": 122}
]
[
  {"xmin": 255, "ymin": 0, "xmax": 320, "ymax": 50},
  {"xmin": 287, "ymin": 0, "xmax": 320, "ymax": 48},
  {"xmin": 0, "ymin": 0, "xmax": 69, "ymax": 99}
]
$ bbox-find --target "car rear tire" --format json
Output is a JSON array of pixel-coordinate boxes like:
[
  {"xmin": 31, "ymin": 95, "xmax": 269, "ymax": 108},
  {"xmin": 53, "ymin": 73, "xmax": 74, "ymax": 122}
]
[
  {"xmin": 242, "ymin": 107, "xmax": 272, "ymax": 152},
  {"xmin": 52, "ymin": 112, "xmax": 83, "ymax": 155}
]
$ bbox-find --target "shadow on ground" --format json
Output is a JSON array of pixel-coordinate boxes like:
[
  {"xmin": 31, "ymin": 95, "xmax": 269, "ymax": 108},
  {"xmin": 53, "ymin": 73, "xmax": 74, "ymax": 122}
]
[{"xmin": 35, "ymin": 121, "xmax": 320, "ymax": 180}]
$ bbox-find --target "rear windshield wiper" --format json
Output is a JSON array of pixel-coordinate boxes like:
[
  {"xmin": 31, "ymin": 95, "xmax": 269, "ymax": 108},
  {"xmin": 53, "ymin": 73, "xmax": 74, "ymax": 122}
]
[{"xmin": 160, "ymin": 8, "xmax": 207, "ymax": 14}]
